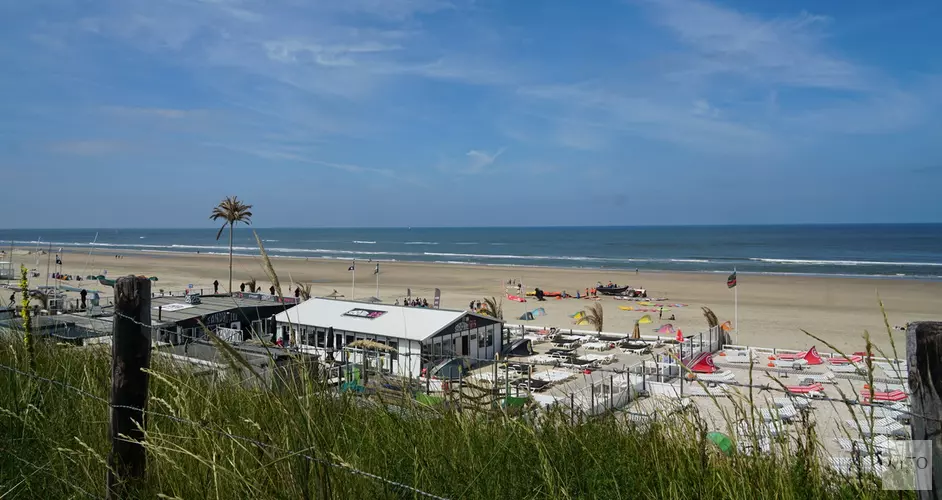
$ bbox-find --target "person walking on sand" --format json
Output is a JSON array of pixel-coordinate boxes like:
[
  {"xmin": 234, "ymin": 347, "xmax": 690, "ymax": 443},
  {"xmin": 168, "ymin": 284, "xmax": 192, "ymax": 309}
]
[
  {"xmin": 658, "ymin": 306, "xmax": 663, "ymax": 320},
  {"xmin": 213, "ymin": 279, "xmax": 219, "ymax": 294},
  {"xmin": 8, "ymin": 292, "xmax": 14, "ymax": 307},
  {"xmin": 269, "ymin": 285, "xmax": 276, "ymax": 295}
]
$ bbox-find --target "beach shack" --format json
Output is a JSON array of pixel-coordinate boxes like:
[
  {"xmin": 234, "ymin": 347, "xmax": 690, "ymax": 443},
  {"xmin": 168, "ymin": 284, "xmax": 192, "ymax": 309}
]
[
  {"xmin": 152, "ymin": 293, "xmax": 296, "ymax": 345},
  {"xmin": 273, "ymin": 298, "xmax": 504, "ymax": 378},
  {"xmin": 0, "ymin": 312, "xmax": 114, "ymax": 346}
]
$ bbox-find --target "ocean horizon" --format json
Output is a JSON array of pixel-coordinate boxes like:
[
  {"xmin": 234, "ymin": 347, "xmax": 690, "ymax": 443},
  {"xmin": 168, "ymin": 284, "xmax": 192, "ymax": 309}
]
[{"xmin": 2, "ymin": 224, "xmax": 941, "ymax": 280}]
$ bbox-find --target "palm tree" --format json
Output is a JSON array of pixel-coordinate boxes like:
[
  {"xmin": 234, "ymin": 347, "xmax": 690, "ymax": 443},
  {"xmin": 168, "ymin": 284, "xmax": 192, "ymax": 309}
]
[
  {"xmin": 583, "ymin": 302, "xmax": 604, "ymax": 335},
  {"xmin": 210, "ymin": 196, "xmax": 253, "ymax": 293},
  {"xmin": 298, "ymin": 283, "xmax": 313, "ymax": 300},
  {"xmin": 481, "ymin": 296, "xmax": 503, "ymax": 320},
  {"xmin": 701, "ymin": 307, "xmax": 719, "ymax": 328},
  {"xmin": 246, "ymin": 277, "xmax": 258, "ymax": 293}
]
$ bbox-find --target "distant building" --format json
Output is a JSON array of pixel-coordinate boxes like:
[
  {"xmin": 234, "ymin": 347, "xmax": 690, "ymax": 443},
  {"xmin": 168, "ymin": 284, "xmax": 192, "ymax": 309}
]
[
  {"xmin": 273, "ymin": 298, "xmax": 504, "ymax": 378},
  {"xmin": 0, "ymin": 312, "xmax": 113, "ymax": 346},
  {"xmin": 153, "ymin": 293, "xmax": 297, "ymax": 344}
]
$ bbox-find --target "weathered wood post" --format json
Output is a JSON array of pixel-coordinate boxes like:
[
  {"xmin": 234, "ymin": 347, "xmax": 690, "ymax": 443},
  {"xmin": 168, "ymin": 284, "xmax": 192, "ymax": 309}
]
[
  {"xmin": 107, "ymin": 275, "xmax": 152, "ymax": 498},
  {"xmin": 907, "ymin": 321, "xmax": 942, "ymax": 498}
]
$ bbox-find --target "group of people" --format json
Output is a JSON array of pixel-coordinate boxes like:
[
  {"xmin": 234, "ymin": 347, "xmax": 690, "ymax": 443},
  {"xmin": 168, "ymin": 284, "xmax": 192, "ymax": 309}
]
[{"xmin": 397, "ymin": 297, "xmax": 430, "ymax": 307}]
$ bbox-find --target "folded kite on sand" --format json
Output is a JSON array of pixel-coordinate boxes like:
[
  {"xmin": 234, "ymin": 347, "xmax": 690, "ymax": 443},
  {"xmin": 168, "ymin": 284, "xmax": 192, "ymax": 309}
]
[
  {"xmin": 507, "ymin": 294, "xmax": 526, "ymax": 302},
  {"xmin": 618, "ymin": 306, "xmax": 633, "ymax": 311}
]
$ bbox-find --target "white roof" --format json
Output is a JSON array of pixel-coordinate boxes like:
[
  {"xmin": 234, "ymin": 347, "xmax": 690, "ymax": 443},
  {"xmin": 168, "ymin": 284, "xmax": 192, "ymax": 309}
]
[{"xmin": 273, "ymin": 298, "xmax": 486, "ymax": 342}]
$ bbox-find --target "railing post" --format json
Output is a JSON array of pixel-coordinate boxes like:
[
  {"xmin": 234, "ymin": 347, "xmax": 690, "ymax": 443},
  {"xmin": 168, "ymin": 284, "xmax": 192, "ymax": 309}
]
[
  {"xmin": 907, "ymin": 321, "xmax": 942, "ymax": 497},
  {"xmin": 107, "ymin": 276, "xmax": 152, "ymax": 499}
]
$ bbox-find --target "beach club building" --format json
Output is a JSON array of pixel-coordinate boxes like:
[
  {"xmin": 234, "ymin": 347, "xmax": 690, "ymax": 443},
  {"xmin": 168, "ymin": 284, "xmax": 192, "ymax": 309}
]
[
  {"xmin": 153, "ymin": 293, "xmax": 297, "ymax": 344},
  {"xmin": 273, "ymin": 298, "xmax": 504, "ymax": 377}
]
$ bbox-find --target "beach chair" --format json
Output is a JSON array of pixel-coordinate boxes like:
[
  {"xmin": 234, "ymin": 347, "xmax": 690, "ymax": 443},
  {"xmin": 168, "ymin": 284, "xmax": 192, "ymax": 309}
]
[
  {"xmin": 796, "ymin": 372, "xmax": 835, "ymax": 385},
  {"xmin": 695, "ymin": 371, "xmax": 736, "ymax": 383},
  {"xmin": 773, "ymin": 396, "xmax": 811, "ymax": 410},
  {"xmin": 836, "ymin": 435, "xmax": 892, "ymax": 453},
  {"xmin": 828, "ymin": 355, "xmax": 862, "ymax": 365},
  {"xmin": 829, "ymin": 363, "xmax": 865, "ymax": 374},
  {"xmin": 828, "ymin": 456, "xmax": 888, "ymax": 477},
  {"xmin": 848, "ymin": 417, "xmax": 908, "ymax": 437},
  {"xmin": 759, "ymin": 404, "xmax": 797, "ymax": 422},
  {"xmin": 853, "ymin": 405, "xmax": 908, "ymax": 423},
  {"xmin": 860, "ymin": 389, "xmax": 908, "ymax": 403},
  {"xmin": 786, "ymin": 383, "xmax": 824, "ymax": 395}
]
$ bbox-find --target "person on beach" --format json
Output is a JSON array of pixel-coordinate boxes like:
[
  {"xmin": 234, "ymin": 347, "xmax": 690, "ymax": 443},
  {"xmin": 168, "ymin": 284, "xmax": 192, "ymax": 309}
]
[
  {"xmin": 659, "ymin": 307, "xmax": 663, "ymax": 320},
  {"xmin": 213, "ymin": 280, "xmax": 219, "ymax": 294},
  {"xmin": 240, "ymin": 283, "xmax": 246, "ymax": 292},
  {"xmin": 269, "ymin": 285, "xmax": 275, "ymax": 295},
  {"xmin": 8, "ymin": 292, "xmax": 14, "ymax": 307},
  {"xmin": 80, "ymin": 289, "xmax": 87, "ymax": 309},
  {"xmin": 294, "ymin": 287, "xmax": 300, "ymax": 298}
]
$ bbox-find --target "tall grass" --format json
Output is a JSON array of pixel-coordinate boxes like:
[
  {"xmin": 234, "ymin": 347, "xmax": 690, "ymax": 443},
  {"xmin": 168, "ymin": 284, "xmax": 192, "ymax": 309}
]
[{"xmin": 0, "ymin": 338, "xmax": 908, "ymax": 499}]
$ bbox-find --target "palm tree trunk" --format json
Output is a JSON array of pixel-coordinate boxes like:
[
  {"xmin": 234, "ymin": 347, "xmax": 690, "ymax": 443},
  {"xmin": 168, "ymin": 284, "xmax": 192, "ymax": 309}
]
[{"xmin": 228, "ymin": 222, "xmax": 234, "ymax": 293}]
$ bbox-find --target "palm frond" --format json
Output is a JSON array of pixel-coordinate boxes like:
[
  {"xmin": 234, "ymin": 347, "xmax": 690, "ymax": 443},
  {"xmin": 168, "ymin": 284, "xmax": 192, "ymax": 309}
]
[
  {"xmin": 583, "ymin": 302, "xmax": 604, "ymax": 334},
  {"xmin": 481, "ymin": 296, "xmax": 503, "ymax": 320},
  {"xmin": 246, "ymin": 277, "xmax": 257, "ymax": 293},
  {"xmin": 701, "ymin": 307, "xmax": 719, "ymax": 328},
  {"xmin": 209, "ymin": 196, "xmax": 254, "ymax": 225},
  {"xmin": 299, "ymin": 283, "xmax": 313, "ymax": 300}
]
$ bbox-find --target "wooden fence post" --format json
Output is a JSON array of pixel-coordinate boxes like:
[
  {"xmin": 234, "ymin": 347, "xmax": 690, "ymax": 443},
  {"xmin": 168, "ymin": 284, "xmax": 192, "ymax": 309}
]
[
  {"xmin": 907, "ymin": 321, "xmax": 942, "ymax": 498},
  {"xmin": 107, "ymin": 276, "xmax": 152, "ymax": 498}
]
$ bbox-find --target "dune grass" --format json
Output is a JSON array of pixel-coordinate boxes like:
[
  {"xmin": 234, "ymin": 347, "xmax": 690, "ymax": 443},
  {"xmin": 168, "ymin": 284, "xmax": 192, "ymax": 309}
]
[{"xmin": 0, "ymin": 336, "xmax": 909, "ymax": 500}]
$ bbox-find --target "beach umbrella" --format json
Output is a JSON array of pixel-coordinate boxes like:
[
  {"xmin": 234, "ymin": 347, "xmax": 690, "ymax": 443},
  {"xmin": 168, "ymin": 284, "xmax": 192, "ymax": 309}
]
[
  {"xmin": 632, "ymin": 322, "xmax": 641, "ymax": 340},
  {"xmin": 324, "ymin": 289, "xmax": 343, "ymax": 299},
  {"xmin": 706, "ymin": 432, "xmax": 734, "ymax": 456}
]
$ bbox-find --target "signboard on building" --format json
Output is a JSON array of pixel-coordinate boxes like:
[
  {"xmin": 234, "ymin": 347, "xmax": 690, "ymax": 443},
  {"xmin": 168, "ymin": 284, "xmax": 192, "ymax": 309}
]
[{"xmin": 342, "ymin": 308, "xmax": 387, "ymax": 319}]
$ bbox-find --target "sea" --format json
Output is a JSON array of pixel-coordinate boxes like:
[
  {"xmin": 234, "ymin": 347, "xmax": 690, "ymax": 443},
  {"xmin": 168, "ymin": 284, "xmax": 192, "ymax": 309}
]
[{"xmin": 1, "ymin": 225, "xmax": 941, "ymax": 280}]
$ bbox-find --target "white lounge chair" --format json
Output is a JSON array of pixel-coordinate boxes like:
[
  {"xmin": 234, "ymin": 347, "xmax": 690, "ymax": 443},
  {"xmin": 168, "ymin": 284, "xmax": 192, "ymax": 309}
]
[
  {"xmin": 847, "ymin": 417, "xmax": 908, "ymax": 437},
  {"xmin": 853, "ymin": 405, "xmax": 909, "ymax": 423},
  {"xmin": 796, "ymin": 372, "xmax": 835, "ymax": 384},
  {"xmin": 773, "ymin": 396, "xmax": 811, "ymax": 410},
  {"xmin": 695, "ymin": 371, "xmax": 736, "ymax": 383},
  {"xmin": 759, "ymin": 404, "xmax": 797, "ymax": 422}
]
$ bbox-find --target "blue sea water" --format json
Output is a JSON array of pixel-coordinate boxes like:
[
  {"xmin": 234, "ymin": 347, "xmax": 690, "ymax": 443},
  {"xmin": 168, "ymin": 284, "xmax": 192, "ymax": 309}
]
[{"xmin": 1, "ymin": 225, "xmax": 940, "ymax": 279}]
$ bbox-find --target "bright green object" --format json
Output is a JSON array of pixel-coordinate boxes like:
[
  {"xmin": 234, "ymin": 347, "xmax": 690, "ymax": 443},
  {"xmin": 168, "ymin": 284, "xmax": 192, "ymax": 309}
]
[{"xmin": 707, "ymin": 432, "xmax": 734, "ymax": 456}]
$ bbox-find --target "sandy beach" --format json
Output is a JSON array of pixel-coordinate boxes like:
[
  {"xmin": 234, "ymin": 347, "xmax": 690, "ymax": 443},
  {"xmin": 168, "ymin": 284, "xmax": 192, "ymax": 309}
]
[{"xmin": 6, "ymin": 249, "xmax": 941, "ymax": 353}]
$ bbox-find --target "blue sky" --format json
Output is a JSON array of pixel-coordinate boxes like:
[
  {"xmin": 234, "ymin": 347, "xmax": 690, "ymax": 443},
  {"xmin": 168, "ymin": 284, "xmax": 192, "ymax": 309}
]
[{"xmin": 2, "ymin": 0, "xmax": 941, "ymax": 228}]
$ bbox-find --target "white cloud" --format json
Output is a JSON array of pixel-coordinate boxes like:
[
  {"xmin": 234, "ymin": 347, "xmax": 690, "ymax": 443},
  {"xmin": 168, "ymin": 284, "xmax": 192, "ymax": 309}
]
[
  {"xmin": 643, "ymin": 0, "xmax": 870, "ymax": 91},
  {"xmin": 465, "ymin": 147, "xmax": 506, "ymax": 173}
]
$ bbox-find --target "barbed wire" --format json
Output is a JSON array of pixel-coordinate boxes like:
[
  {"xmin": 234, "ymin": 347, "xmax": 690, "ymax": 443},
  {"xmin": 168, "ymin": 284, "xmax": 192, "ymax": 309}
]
[{"xmin": 0, "ymin": 362, "xmax": 451, "ymax": 500}]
